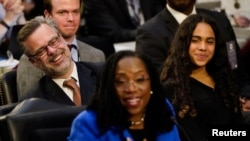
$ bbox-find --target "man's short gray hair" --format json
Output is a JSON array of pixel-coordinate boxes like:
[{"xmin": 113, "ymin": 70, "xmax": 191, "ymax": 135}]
[{"xmin": 17, "ymin": 16, "xmax": 58, "ymax": 55}]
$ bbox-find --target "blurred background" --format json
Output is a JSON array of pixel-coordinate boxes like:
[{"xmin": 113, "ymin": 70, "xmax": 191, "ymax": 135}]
[{"xmin": 197, "ymin": 0, "xmax": 250, "ymax": 48}]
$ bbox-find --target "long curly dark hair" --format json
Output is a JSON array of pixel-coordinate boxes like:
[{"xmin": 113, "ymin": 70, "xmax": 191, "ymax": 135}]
[
  {"xmin": 160, "ymin": 14, "xmax": 241, "ymax": 118},
  {"xmin": 88, "ymin": 50, "xmax": 175, "ymax": 140}
]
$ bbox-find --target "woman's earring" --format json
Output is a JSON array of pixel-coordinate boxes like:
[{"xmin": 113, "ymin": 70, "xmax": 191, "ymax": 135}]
[{"xmin": 150, "ymin": 91, "xmax": 153, "ymax": 95}]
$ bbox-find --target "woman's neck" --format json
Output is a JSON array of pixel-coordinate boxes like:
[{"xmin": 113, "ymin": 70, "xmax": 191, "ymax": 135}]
[
  {"xmin": 190, "ymin": 67, "xmax": 215, "ymax": 88},
  {"xmin": 129, "ymin": 114, "xmax": 145, "ymax": 129}
]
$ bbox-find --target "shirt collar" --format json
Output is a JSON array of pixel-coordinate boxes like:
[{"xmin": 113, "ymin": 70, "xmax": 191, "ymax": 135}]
[
  {"xmin": 166, "ymin": 4, "xmax": 197, "ymax": 24},
  {"xmin": 53, "ymin": 62, "xmax": 79, "ymax": 86},
  {"xmin": 71, "ymin": 62, "xmax": 79, "ymax": 84},
  {"xmin": 68, "ymin": 36, "xmax": 79, "ymax": 49}
]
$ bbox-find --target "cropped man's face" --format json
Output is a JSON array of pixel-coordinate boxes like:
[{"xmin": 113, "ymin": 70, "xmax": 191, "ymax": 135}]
[
  {"xmin": 44, "ymin": 0, "xmax": 81, "ymax": 42},
  {"xmin": 167, "ymin": 0, "xmax": 195, "ymax": 13}
]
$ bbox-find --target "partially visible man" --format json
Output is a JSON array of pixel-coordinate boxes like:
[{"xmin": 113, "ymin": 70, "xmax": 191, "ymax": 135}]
[
  {"xmin": 18, "ymin": 16, "xmax": 102, "ymax": 105},
  {"xmin": 17, "ymin": 0, "xmax": 105, "ymax": 100},
  {"xmin": 84, "ymin": 0, "xmax": 165, "ymax": 43}
]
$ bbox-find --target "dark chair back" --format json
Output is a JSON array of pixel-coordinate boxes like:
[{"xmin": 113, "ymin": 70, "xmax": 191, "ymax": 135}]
[
  {"xmin": 1, "ymin": 70, "xmax": 18, "ymax": 105},
  {"xmin": 8, "ymin": 25, "xmax": 24, "ymax": 60},
  {"xmin": 0, "ymin": 98, "xmax": 85, "ymax": 141}
]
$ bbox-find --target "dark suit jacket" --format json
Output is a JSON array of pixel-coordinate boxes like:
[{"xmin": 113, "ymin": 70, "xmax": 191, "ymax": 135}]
[
  {"xmin": 20, "ymin": 62, "xmax": 103, "ymax": 106},
  {"xmin": 84, "ymin": 0, "xmax": 164, "ymax": 43},
  {"xmin": 135, "ymin": 8, "xmax": 250, "ymax": 86}
]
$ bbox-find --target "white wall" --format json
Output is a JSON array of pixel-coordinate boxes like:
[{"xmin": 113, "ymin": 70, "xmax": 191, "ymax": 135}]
[
  {"xmin": 196, "ymin": 0, "xmax": 221, "ymax": 10},
  {"xmin": 197, "ymin": 0, "xmax": 250, "ymax": 16},
  {"xmin": 197, "ymin": 0, "xmax": 220, "ymax": 3},
  {"xmin": 220, "ymin": 0, "xmax": 250, "ymax": 16}
]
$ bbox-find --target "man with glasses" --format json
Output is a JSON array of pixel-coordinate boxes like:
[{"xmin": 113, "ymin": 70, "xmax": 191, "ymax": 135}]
[
  {"xmin": 17, "ymin": 0, "xmax": 105, "ymax": 100},
  {"xmin": 17, "ymin": 16, "xmax": 102, "ymax": 105}
]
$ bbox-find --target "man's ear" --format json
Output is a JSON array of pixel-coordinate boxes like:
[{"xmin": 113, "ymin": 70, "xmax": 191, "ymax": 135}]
[
  {"xmin": 44, "ymin": 10, "xmax": 51, "ymax": 18},
  {"xmin": 29, "ymin": 57, "xmax": 39, "ymax": 68}
]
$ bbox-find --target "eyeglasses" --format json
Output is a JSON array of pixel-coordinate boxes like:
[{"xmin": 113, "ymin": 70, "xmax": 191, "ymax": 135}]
[
  {"xmin": 115, "ymin": 77, "xmax": 150, "ymax": 90},
  {"xmin": 27, "ymin": 33, "xmax": 61, "ymax": 58}
]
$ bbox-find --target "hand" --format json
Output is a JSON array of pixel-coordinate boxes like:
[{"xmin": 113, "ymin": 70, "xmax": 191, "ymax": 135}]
[
  {"xmin": 2, "ymin": 0, "xmax": 18, "ymax": 10},
  {"xmin": 233, "ymin": 15, "xmax": 250, "ymax": 27},
  {"xmin": 2, "ymin": 0, "xmax": 24, "ymax": 26}
]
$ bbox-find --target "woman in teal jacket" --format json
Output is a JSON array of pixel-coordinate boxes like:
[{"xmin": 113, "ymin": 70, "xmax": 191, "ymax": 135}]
[{"xmin": 68, "ymin": 51, "xmax": 181, "ymax": 141}]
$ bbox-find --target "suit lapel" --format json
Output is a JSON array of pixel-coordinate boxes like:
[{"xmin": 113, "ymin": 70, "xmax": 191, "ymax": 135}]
[
  {"xmin": 140, "ymin": 0, "xmax": 159, "ymax": 20},
  {"xmin": 43, "ymin": 76, "xmax": 75, "ymax": 105},
  {"xmin": 76, "ymin": 63, "xmax": 97, "ymax": 104},
  {"xmin": 162, "ymin": 8, "xmax": 179, "ymax": 36},
  {"xmin": 117, "ymin": 0, "xmax": 131, "ymax": 20}
]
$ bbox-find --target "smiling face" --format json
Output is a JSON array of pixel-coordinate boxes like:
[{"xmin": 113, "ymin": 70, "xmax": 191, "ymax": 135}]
[
  {"xmin": 24, "ymin": 23, "xmax": 73, "ymax": 79},
  {"xmin": 44, "ymin": 0, "xmax": 81, "ymax": 42},
  {"xmin": 114, "ymin": 56, "xmax": 151, "ymax": 121},
  {"xmin": 189, "ymin": 22, "xmax": 215, "ymax": 68}
]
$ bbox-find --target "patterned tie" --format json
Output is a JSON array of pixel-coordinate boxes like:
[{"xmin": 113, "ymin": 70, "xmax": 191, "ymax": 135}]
[
  {"xmin": 128, "ymin": 0, "xmax": 141, "ymax": 26},
  {"xmin": 63, "ymin": 77, "xmax": 82, "ymax": 106}
]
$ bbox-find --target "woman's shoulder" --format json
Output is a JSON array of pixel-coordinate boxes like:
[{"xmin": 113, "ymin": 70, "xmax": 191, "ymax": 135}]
[
  {"xmin": 72, "ymin": 110, "xmax": 98, "ymax": 127},
  {"xmin": 74, "ymin": 110, "xmax": 96, "ymax": 120}
]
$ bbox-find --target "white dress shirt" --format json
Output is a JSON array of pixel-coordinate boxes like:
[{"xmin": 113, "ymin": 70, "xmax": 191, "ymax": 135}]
[
  {"xmin": 52, "ymin": 62, "xmax": 80, "ymax": 101},
  {"xmin": 69, "ymin": 37, "xmax": 80, "ymax": 62},
  {"xmin": 167, "ymin": 4, "xmax": 197, "ymax": 24}
]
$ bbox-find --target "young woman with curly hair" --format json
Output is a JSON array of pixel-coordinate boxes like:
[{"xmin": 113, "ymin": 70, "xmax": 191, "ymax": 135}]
[{"xmin": 160, "ymin": 14, "xmax": 244, "ymax": 141}]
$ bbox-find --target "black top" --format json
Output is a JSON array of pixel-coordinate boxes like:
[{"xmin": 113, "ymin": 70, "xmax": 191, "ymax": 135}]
[
  {"xmin": 165, "ymin": 77, "xmax": 243, "ymax": 141},
  {"xmin": 128, "ymin": 129, "xmax": 146, "ymax": 141}
]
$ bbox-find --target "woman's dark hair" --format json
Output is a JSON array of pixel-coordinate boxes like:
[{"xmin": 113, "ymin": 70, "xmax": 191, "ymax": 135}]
[
  {"xmin": 160, "ymin": 14, "xmax": 240, "ymax": 118},
  {"xmin": 88, "ymin": 50, "xmax": 175, "ymax": 139}
]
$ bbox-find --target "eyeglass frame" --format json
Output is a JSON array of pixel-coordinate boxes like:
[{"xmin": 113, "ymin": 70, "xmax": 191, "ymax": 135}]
[
  {"xmin": 26, "ymin": 33, "xmax": 62, "ymax": 58},
  {"xmin": 114, "ymin": 77, "xmax": 151, "ymax": 90}
]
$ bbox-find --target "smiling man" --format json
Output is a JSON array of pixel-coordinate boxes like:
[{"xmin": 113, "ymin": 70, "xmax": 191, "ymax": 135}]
[
  {"xmin": 17, "ymin": 16, "xmax": 102, "ymax": 106},
  {"xmin": 17, "ymin": 0, "xmax": 105, "ymax": 100}
]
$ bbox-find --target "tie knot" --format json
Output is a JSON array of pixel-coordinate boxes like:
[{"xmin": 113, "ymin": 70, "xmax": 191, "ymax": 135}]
[
  {"xmin": 68, "ymin": 44, "xmax": 77, "ymax": 51},
  {"xmin": 63, "ymin": 77, "xmax": 78, "ymax": 90}
]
